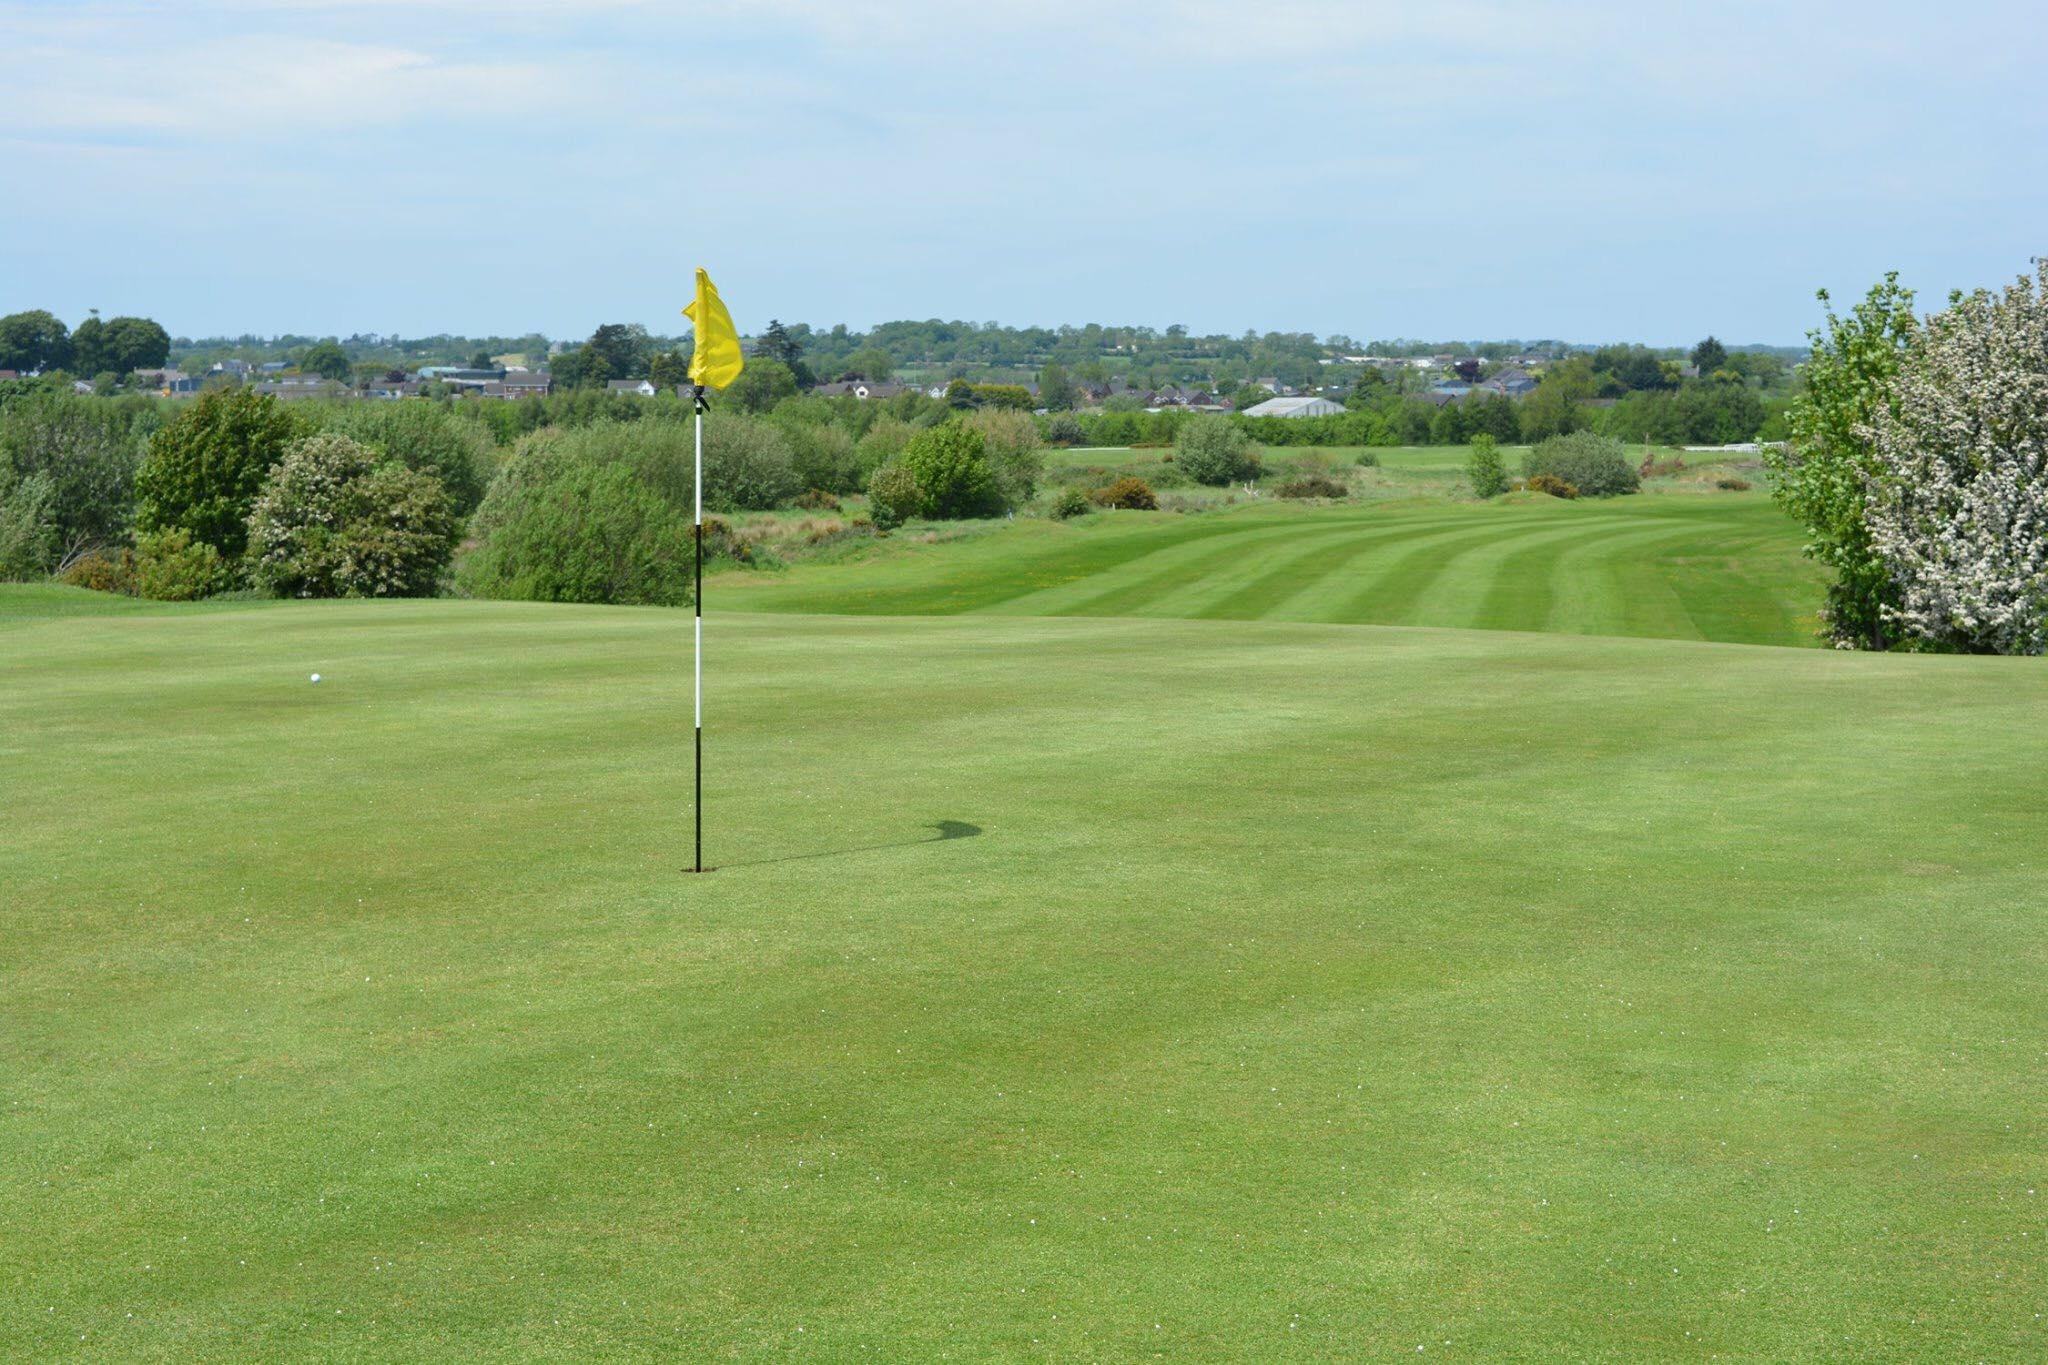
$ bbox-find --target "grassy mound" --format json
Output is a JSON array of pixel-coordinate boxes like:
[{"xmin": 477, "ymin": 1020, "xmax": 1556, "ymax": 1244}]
[{"xmin": 4, "ymin": 597, "xmax": 2043, "ymax": 1357}]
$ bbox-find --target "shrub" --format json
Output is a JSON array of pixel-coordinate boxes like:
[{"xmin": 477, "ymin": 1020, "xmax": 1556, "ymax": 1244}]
[
  {"xmin": 1275, "ymin": 474, "xmax": 1348, "ymax": 499},
  {"xmin": 461, "ymin": 453, "xmax": 692, "ymax": 606},
  {"xmin": 132, "ymin": 528, "xmax": 225, "ymax": 600},
  {"xmin": 1526, "ymin": 473, "xmax": 1578, "ymax": 499},
  {"xmin": 701, "ymin": 411, "xmax": 800, "ymax": 511},
  {"xmin": 1173, "ymin": 415, "xmax": 1260, "ymax": 485},
  {"xmin": 854, "ymin": 414, "xmax": 918, "ymax": 472},
  {"xmin": 1088, "ymin": 477, "xmax": 1157, "ymax": 510},
  {"xmin": 794, "ymin": 488, "xmax": 842, "ymax": 512},
  {"xmin": 323, "ymin": 401, "xmax": 492, "ymax": 514},
  {"xmin": 1864, "ymin": 258, "xmax": 2048, "ymax": 654},
  {"xmin": 58, "ymin": 547, "xmax": 134, "ymax": 594},
  {"xmin": 1523, "ymin": 431, "xmax": 1638, "ymax": 497},
  {"xmin": 0, "ymin": 467, "xmax": 56, "ymax": 579},
  {"xmin": 866, "ymin": 460, "xmax": 922, "ymax": 530},
  {"xmin": 0, "ymin": 391, "xmax": 152, "ymax": 568},
  {"xmin": 1716, "ymin": 476, "xmax": 1752, "ymax": 491},
  {"xmin": 135, "ymin": 388, "xmax": 307, "ymax": 565},
  {"xmin": 1466, "ymin": 433, "xmax": 1507, "ymax": 498},
  {"xmin": 246, "ymin": 432, "xmax": 460, "ymax": 598},
  {"xmin": 896, "ymin": 424, "xmax": 1004, "ymax": 519},
  {"xmin": 1051, "ymin": 486, "xmax": 1091, "ymax": 519},
  {"xmin": 1353, "ymin": 451, "xmax": 1381, "ymax": 469},
  {"xmin": 964, "ymin": 407, "xmax": 1044, "ymax": 505},
  {"xmin": 1041, "ymin": 412, "xmax": 1085, "ymax": 446},
  {"xmin": 781, "ymin": 421, "xmax": 865, "ymax": 495}
]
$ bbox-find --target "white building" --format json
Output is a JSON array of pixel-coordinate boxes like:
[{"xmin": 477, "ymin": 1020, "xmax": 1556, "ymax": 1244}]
[{"xmin": 1240, "ymin": 395, "xmax": 1346, "ymax": 419}]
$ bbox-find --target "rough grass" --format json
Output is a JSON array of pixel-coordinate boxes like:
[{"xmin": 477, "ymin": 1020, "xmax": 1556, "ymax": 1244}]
[
  {"xmin": 5, "ymin": 592, "xmax": 2045, "ymax": 1358},
  {"xmin": 715, "ymin": 493, "xmax": 1826, "ymax": 647}
]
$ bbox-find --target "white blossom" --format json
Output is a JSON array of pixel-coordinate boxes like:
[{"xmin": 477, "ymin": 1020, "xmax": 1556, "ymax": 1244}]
[{"xmin": 1863, "ymin": 259, "xmax": 2048, "ymax": 654}]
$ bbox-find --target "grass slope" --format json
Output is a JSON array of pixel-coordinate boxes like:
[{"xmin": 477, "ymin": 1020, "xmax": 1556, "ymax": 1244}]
[
  {"xmin": 719, "ymin": 494, "xmax": 1825, "ymax": 647},
  {"xmin": 5, "ymin": 595, "xmax": 2044, "ymax": 1358}
]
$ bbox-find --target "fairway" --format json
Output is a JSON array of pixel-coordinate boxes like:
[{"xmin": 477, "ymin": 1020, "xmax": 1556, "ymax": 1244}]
[
  {"xmin": 720, "ymin": 493, "xmax": 1825, "ymax": 647},
  {"xmin": 6, "ymin": 595, "xmax": 2045, "ymax": 1358}
]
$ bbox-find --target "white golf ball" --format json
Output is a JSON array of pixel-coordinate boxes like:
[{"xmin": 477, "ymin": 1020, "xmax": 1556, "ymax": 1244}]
[{"xmin": 310, "ymin": 673, "xmax": 322, "ymax": 683}]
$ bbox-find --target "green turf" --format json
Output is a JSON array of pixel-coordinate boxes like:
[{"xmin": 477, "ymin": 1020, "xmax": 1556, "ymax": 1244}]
[
  {"xmin": 5, "ymin": 594, "xmax": 2045, "ymax": 1358},
  {"xmin": 717, "ymin": 493, "xmax": 1826, "ymax": 647}
]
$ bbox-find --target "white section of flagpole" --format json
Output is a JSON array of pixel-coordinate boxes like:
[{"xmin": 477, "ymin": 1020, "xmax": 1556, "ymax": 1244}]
[{"xmin": 694, "ymin": 401, "xmax": 704, "ymax": 872}]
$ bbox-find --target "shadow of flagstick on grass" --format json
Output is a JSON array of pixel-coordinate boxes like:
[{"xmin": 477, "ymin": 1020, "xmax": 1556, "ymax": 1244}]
[{"xmin": 705, "ymin": 821, "xmax": 982, "ymax": 872}]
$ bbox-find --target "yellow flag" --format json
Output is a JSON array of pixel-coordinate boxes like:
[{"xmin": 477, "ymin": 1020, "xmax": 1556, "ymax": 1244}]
[{"xmin": 683, "ymin": 268, "xmax": 745, "ymax": 390}]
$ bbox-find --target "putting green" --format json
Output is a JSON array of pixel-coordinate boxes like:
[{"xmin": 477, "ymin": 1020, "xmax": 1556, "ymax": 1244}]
[
  {"xmin": 718, "ymin": 493, "xmax": 1825, "ymax": 647},
  {"xmin": 5, "ymin": 594, "xmax": 2044, "ymax": 1357}
]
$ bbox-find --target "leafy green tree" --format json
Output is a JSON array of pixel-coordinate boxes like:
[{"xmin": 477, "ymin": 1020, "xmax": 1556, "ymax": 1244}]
[
  {"xmin": 754, "ymin": 320, "xmax": 815, "ymax": 387},
  {"xmin": 1038, "ymin": 362, "xmax": 1077, "ymax": 411},
  {"xmin": 582, "ymin": 324, "xmax": 646, "ymax": 385},
  {"xmin": 247, "ymin": 433, "xmax": 459, "ymax": 598},
  {"xmin": 469, "ymin": 350, "xmax": 494, "ymax": 370},
  {"xmin": 0, "ymin": 465, "xmax": 56, "ymax": 578},
  {"xmin": 963, "ymin": 407, "xmax": 1043, "ymax": 505},
  {"xmin": 0, "ymin": 310, "xmax": 72, "ymax": 373},
  {"xmin": 1690, "ymin": 336, "xmax": 1729, "ymax": 376},
  {"xmin": 840, "ymin": 346, "xmax": 894, "ymax": 382},
  {"xmin": 1173, "ymin": 415, "xmax": 1259, "ymax": 485},
  {"xmin": 300, "ymin": 339, "xmax": 353, "ymax": 382},
  {"xmin": 135, "ymin": 388, "xmax": 306, "ymax": 564},
  {"xmin": 1764, "ymin": 273, "xmax": 1919, "ymax": 649},
  {"xmin": 1467, "ymin": 434, "xmax": 1507, "ymax": 498},
  {"xmin": 1519, "ymin": 357, "xmax": 1594, "ymax": 441},
  {"xmin": 648, "ymin": 349, "xmax": 689, "ymax": 391},
  {"xmin": 892, "ymin": 424, "xmax": 1004, "ymax": 519},
  {"xmin": 462, "ymin": 457, "xmax": 693, "ymax": 606},
  {"xmin": 101, "ymin": 317, "xmax": 170, "ymax": 374},
  {"xmin": 724, "ymin": 357, "xmax": 799, "ymax": 414},
  {"xmin": 0, "ymin": 391, "xmax": 152, "ymax": 567},
  {"xmin": 69, "ymin": 314, "xmax": 109, "ymax": 376}
]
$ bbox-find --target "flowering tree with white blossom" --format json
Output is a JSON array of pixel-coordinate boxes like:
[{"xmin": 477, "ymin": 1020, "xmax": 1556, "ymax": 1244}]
[{"xmin": 1862, "ymin": 259, "xmax": 2048, "ymax": 654}]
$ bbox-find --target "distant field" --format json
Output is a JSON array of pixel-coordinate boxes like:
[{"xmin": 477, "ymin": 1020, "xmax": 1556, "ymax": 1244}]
[
  {"xmin": 6, "ymin": 593, "xmax": 2045, "ymax": 1357},
  {"xmin": 718, "ymin": 492, "xmax": 1824, "ymax": 647}
]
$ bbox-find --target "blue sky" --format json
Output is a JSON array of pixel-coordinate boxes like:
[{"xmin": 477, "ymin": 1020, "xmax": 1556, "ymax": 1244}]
[{"xmin": 2, "ymin": 0, "xmax": 2042, "ymax": 345}]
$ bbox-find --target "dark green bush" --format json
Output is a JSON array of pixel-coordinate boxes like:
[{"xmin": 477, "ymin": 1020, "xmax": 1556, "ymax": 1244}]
[
  {"xmin": 1526, "ymin": 473, "xmax": 1578, "ymax": 499},
  {"xmin": 1523, "ymin": 431, "xmax": 1639, "ymax": 497},
  {"xmin": 1041, "ymin": 412, "xmax": 1085, "ymax": 446},
  {"xmin": 0, "ymin": 391, "xmax": 153, "ymax": 568},
  {"xmin": 461, "ymin": 457, "xmax": 692, "ymax": 605},
  {"xmin": 895, "ymin": 424, "xmax": 1004, "ymax": 519},
  {"xmin": 1173, "ymin": 415, "xmax": 1260, "ymax": 485},
  {"xmin": 136, "ymin": 388, "xmax": 307, "ymax": 565},
  {"xmin": 1051, "ymin": 486, "xmax": 1090, "ymax": 519}
]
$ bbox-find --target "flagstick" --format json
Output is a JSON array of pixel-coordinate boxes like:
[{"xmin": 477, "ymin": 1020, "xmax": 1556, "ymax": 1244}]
[{"xmin": 693, "ymin": 384, "xmax": 705, "ymax": 873}]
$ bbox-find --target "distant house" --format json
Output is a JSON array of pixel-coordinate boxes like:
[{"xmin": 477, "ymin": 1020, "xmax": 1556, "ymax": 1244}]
[
  {"xmin": 606, "ymin": 379, "xmax": 659, "ymax": 397},
  {"xmin": 1484, "ymin": 367, "xmax": 1538, "ymax": 396},
  {"xmin": 499, "ymin": 371, "xmax": 552, "ymax": 399},
  {"xmin": 0, "ymin": 370, "xmax": 18, "ymax": 381},
  {"xmin": 258, "ymin": 361, "xmax": 288, "ymax": 373},
  {"xmin": 814, "ymin": 379, "xmax": 907, "ymax": 400},
  {"xmin": 72, "ymin": 380, "xmax": 96, "ymax": 394},
  {"xmin": 369, "ymin": 379, "xmax": 424, "ymax": 400},
  {"xmin": 1240, "ymin": 395, "xmax": 1345, "ymax": 419}
]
